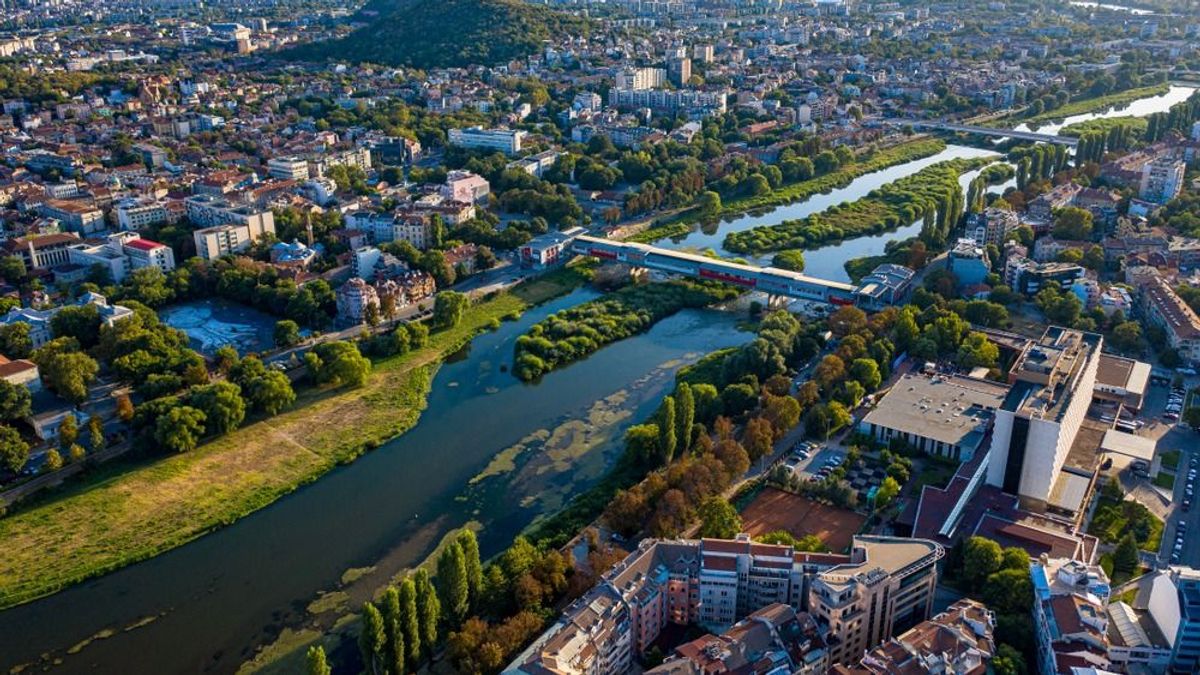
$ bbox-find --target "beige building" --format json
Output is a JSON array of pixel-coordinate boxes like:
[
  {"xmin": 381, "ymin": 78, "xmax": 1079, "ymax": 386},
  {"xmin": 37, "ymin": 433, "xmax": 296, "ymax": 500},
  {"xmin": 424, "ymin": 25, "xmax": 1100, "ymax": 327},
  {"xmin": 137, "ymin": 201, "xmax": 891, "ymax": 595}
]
[{"xmin": 186, "ymin": 194, "xmax": 275, "ymax": 260}]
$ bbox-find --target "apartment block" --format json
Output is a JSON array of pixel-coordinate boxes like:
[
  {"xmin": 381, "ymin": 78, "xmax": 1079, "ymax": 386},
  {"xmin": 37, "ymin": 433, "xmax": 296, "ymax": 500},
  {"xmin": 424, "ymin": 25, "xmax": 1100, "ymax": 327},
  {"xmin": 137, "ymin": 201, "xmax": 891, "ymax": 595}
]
[
  {"xmin": 1139, "ymin": 157, "xmax": 1185, "ymax": 205},
  {"xmin": 647, "ymin": 603, "xmax": 830, "ymax": 675},
  {"xmin": 267, "ymin": 156, "xmax": 310, "ymax": 181},
  {"xmin": 1031, "ymin": 558, "xmax": 1112, "ymax": 675},
  {"xmin": 968, "ymin": 207, "xmax": 1019, "ymax": 248},
  {"xmin": 1136, "ymin": 274, "xmax": 1200, "ymax": 365},
  {"xmin": 506, "ymin": 535, "xmax": 942, "ymax": 675},
  {"xmin": 832, "ymin": 598, "xmax": 996, "ymax": 674},
  {"xmin": 447, "ymin": 127, "xmax": 526, "ymax": 155},
  {"xmin": 186, "ymin": 194, "xmax": 275, "ymax": 260},
  {"xmin": 442, "ymin": 170, "xmax": 491, "ymax": 204},
  {"xmin": 39, "ymin": 199, "xmax": 104, "ymax": 234},
  {"xmin": 115, "ymin": 197, "xmax": 172, "ymax": 231},
  {"xmin": 614, "ymin": 67, "xmax": 666, "ymax": 90},
  {"xmin": 1004, "ymin": 256, "xmax": 1085, "ymax": 296}
]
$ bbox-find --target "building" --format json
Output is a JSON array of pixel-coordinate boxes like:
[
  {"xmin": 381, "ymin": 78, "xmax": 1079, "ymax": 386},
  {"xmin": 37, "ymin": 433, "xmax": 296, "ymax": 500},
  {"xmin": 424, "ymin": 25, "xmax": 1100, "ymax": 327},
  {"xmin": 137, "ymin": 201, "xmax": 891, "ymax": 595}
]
[
  {"xmin": 948, "ymin": 238, "xmax": 991, "ymax": 287},
  {"xmin": 336, "ymin": 277, "xmax": 380, "ymax": 325},
  {"xmin": 442, "ymin": 170, "xmax": 490, "ymax": 204},
  {"xmin": 267, "ymin": 156, "xmax": 310, "ymax": 181},
  {"xmin": 507, "ymin": 150, "xmax": 561, "ymax": 178},
  {"xmin": 607, "ymin": 89, "xmax": 727, "ymax": 117},
  {"xmin": 1136, "ymin": 273, "xmax": 1200, "ymax": 365},
  {"xmin": 186, "ymin": 195, "xmax": 276, "ymax": 260},
  {"xmin": 0, "ymin": 355, "xmax": 40, "ymax": 393},
  {"xmin": 648, "ymin": 604, "xmax": 830, "ymax": 675},
  {"xmin": 0, "ymin": 292, "xmax": 132, "ymax": 349},
  {"xmin": 808, "ymin": 536, "xmax": 945, "ymax": 667},
  {"xmin": 1031, "ymin": 557, "xmax": 1112, "ymax": 675},
  {"xmin": 1139, "ymin": 567, "xmax": 1200, "ymax": 674},
  {"xmin": 1004, "ymin": 256, "xmax": 1085, "ymax": 296},
  {"xmin": 853, "ymin": 264, "xmax": 914, "ymax": 310},
  {"xmin": 1139, "ymin": 157, "xmax": 1185, "ymax": 205},
  {"xmin": 831, "ymin": 598, "xmax": 996, "ymax": 675},
  {"xmin": 39, "ymin": 199, "xmax": 104, "ymax": 234},
  {"xmin": 506, "ymin": 535, "xmax": 942, "ymax": 674},
  {"xmin": 693, "ymin": 44, "xmax": 715, "ymax": 62},
  {"xmin": 860, "ymin": 372, "xmax": 1009, "ymax": 462},
  {"xmin": 115, "ymin": 197, "xmax": 172, "ymax": 231},
  {"xmin": 447, "ymin": 127, "xmax": 526, "ymax": 155},
  {"xmin": 667, "ymin": 57, "xmax": 692, "ymax": 86},
  {"xmin": 4, "ymin": 232, "xmax": 82, "ymax": 269},
  {"xmin": 1093, "ymin": 353, "xmax": 1151, "ymax": 412},
  {"xmin": 615, "ymin": 67, "xmax": 666, "ymax": 90},
  {"xmin": 968, "ymin": 208, "xmax": 1020, "ymax": 248},
  {"xmin": 986, "ymin": 327, "xmax": 1102, "ymax": 511}
]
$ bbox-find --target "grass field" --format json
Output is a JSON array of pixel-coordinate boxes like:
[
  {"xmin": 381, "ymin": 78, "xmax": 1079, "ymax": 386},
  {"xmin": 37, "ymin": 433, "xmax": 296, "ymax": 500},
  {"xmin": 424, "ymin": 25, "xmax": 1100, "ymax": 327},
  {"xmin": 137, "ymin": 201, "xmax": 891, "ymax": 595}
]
[
  {"xmin": 0, "ymin": 267, "xmax": 589, "ymax": 610},
  {"xmin": 1154, "ymin": 472, "xmax": 1177, "ymax": 490}
]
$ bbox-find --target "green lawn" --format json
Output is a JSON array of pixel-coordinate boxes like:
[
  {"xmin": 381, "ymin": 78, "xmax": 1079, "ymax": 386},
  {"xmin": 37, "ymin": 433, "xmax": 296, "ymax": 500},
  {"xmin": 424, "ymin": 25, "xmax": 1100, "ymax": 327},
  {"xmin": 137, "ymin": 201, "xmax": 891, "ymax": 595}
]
[
  {"xmin": 1154, "ymin": 472, "xmax": 1176, "ymax": 491},
  {"xmin": 0, "ymin": 266, "xmax": 590, "ymax": 610},
  {"xmin": 1161, "ymin": 449, "xmax": 1181, "ymax": 471},
  {"xmin": 1089, "ymin": 492, "xmax": 1164, "ymax": 553}
]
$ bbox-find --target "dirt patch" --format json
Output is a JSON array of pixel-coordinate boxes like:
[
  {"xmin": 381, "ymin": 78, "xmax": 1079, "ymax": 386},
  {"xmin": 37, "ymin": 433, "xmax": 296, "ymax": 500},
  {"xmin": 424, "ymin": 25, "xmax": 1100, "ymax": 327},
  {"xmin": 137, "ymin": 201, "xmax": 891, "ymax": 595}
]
[{"xmin": 739, "ymin": 487, "xmax": 866, "ymax": 552}]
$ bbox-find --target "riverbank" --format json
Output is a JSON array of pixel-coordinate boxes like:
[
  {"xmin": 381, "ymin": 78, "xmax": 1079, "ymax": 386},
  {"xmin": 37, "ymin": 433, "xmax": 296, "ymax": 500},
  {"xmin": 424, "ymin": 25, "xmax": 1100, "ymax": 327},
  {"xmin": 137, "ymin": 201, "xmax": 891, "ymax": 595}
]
[
  {"xmin": 0, "ymin": 267, "xmax": 590, "ymax": 610},
  {"xmin": 626, "ymin": 138, "xmax": 946, "ymax": 244},
  {"xmin": 724, "ymin": 156, "xmax": 992, "ymax": 255},
  {"xmin": 1015, "ymin": 83, "xmax": 1170, "ymax": 125}
]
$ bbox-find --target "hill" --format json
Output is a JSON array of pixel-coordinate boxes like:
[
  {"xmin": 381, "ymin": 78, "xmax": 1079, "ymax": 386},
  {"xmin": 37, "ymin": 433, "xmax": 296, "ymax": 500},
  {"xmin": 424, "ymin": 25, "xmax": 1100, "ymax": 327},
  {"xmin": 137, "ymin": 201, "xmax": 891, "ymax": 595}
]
[{"xmin": 285, "ymin": 0, "xmax": 590, "ymax": 69}]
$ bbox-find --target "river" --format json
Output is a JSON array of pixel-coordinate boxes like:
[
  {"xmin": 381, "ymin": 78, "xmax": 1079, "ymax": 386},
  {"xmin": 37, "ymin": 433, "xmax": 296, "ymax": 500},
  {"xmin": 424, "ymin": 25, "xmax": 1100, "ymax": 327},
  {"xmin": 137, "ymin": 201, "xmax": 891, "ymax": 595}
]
[
  {"xmin": 1013, "ymin": 85, "xmax": 1197, "ymax": 136},
  {"xmin": 0, "ymin": 290, "xmax": 750, "ymax": 674},
  {"xmin": 1068, "ymin": 1, "xmax": 1154, "ymax": 14}
]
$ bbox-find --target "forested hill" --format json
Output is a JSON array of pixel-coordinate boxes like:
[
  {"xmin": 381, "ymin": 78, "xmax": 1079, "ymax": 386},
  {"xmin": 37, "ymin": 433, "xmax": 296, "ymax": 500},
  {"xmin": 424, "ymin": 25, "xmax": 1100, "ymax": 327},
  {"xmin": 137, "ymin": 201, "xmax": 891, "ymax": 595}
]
[{"xmin": 284, "ymin": 0, "xmax": 591, "ymax": 69}]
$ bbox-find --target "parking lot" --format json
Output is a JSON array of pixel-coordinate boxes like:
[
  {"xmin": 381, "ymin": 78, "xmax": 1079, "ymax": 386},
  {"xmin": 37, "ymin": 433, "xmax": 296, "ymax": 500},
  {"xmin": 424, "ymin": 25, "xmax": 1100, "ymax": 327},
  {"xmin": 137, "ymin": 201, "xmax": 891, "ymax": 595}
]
[{"xmin": 781, "ymin": 441, "xmax": 844, "ymax": 482}]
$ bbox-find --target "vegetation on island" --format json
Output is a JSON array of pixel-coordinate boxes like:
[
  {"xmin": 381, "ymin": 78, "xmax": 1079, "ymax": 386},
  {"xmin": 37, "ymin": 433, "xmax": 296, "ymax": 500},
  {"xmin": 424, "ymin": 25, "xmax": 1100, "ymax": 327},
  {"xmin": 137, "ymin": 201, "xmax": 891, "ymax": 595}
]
[
  {"xmin": 1018, "ymin": 82, "xmax": 1170, "ymax": 124},
  {"xmin": 724, "ymin": 157, "xmax": 990, "ymax": 254},
  {"xmin": 512, "ymin": 280, "xmax": 740, "ymax": 381},
  {"xmin": 284, "ymin": 0, "xmax": 591, "ymax": 69}
]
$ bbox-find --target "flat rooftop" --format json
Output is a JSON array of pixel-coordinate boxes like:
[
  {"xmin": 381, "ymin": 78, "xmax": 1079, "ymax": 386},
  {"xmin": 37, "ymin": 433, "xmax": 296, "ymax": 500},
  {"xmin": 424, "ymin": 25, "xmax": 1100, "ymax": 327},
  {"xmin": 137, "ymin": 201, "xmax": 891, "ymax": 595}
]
[
  {"xmin": 1005, "ymin": 326, "xmax": 1101, "ymax": 422},
  {"xmin": 862, "ymin": 373, "xmax": 1009, "ymax": 447}
]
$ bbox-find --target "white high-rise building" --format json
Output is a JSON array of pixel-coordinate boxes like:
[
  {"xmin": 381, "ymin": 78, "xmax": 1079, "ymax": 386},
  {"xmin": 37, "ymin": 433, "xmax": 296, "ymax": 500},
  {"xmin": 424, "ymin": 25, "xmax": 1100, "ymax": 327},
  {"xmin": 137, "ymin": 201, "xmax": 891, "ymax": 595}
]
[{"xmin": 1140, "ymin": 157, "xmax": 1185, "ymax": 205}]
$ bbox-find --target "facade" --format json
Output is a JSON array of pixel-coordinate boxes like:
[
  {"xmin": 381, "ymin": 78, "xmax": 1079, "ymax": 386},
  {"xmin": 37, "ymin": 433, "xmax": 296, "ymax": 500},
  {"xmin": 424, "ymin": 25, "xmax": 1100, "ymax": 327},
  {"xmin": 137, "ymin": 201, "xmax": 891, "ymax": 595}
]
[
  {"xmin": 968, "ymin": 207, "xmax": 1019, "ymax": 248},
  {"xmin": 442, "ymin": 170, "xmax": 491, "ymax": 204},
  {"xmin": 1004, "ymin": 256, "xmax": 1085, "ymax": 296},
  {"xmin": 859, "ymin": 373, "xmax": 1009, "ymax": 462},
  {"xmin": 1146, "ymin": 567, "xmax": 1200, "ymax": 674},
  {"xmin": 607, "ymin": 88, "xmax": 727, "ymax": 116},
  {"xmin": 853, "ymin": 264, "xmax": 914, "ymax": 310},
  {"xmin": 335, "ymin": 277, "xmax": 380, "ymax": 325},
  {"xmin": 4, "ymin": 233, "xmax": 82, "ymax": 269},
  {"xmin": 667, "ymin": 57, "xmax": 691, "ymax": 86},
  {"xmin": 1136, "ymin": 274, "xmax": 1200, "ymax": 365},
  {"xmin": 986, "ymin": 327, "xmax": 1102, "ymax": 510},
  {"xmin": 1139, "ymin": 157, "xmax": 1185, "ymax": 205},
  {"xmin": 614, "ymin": 67, "xmax": 666, "ymax": 90},
  {"xmin": 519, "ymin": 228, "xmax": 585, "ymax": 268},
  {"xmin": 506, "ymin": 535, "xmax": 942, "ymax": 675},
  {"xmin": 115, "ymin": 197, "xmax": 172, "ymax": 231},
  {"xmin": 832, "ymin": 598, "xmax": 996, "ymax": 675},
  {"xmin": 39, "ymin": 199, "xmax": 104, "ymax": 234},
  {"xmin": 447, "ymin": 127, "xmax": 526, "ymax": 155},
  {"xmin": 267, "ymin": 156, "xmax": 310, "ymax": 181},
  {"xmin": 947, "ymin": 238, "xmax": 991, "ymax": 287}
]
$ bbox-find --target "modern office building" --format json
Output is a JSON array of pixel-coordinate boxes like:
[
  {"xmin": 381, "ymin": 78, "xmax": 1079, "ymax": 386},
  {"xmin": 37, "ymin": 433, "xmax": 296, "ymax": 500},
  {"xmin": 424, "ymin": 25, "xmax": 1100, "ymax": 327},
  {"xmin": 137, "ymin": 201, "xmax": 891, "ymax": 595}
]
[
  {"xmin": 1004, "ymin": 256, "xmax": 1085, "ymax": 296},
  {"xmin": 267, "ymin": 156, "xmax": 310, "ymax": 181},
  {"xmin": 986, "ymin": 327, "xmax": 1102, "ymax": 511},
  {"xmin": 447, "ymin": 127, "xmax": 526, "ymax": 155},
  {"xmin": 859, "ymin": 372, "xmax": 1009, "ymax": 462},
  {"xmin": 115, "ymin": 197, "xmax": 172, "ymax": 231}
]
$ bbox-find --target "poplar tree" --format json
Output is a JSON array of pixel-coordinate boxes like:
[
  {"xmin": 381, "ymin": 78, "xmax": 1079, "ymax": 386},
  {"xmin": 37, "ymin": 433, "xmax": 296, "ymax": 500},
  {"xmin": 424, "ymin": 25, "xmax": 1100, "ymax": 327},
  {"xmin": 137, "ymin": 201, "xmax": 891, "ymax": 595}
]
[
  {"xmin": 305, "ymin": 645, "xmax": 331, "ymax": 675},
  {"xmin": 437, "ymin": 541, "xmax": 470, "ymax": 627},
  {"xmin": 456, "ymin": 530, "xmax": 483, "ymax": 610},
  {"xmin": 360, "ymin": 602, "xmax": 387, "ymax": 675},
  {"xmin": 382, "ymin": 586, "xmax": 406, "ymax": 675},
  {"xmin": 658, "ymin": 396, "xmax": 677, "ymax": 464},
  {"xmin": 414, "ymin": 569, "xmax": 440, "ymax": 652},
  {"xmin": 399, "ymin": 577, "xmax": 422, "ymax": 668},
  {"xmin": 676, "ymin": 383, "xmax": 694, "ymax": 453}
]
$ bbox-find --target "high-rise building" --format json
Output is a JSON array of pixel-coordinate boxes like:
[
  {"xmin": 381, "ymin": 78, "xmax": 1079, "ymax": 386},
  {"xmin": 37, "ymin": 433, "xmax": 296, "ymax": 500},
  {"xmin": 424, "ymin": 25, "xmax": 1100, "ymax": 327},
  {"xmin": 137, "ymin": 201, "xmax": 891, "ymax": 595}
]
[
  {"xmin": 267, "ymin": 156, "xmax": 310, "ymax": 181},
  {"xmin": 614, "ymin": 67, "xmax": 666, "ymax": 90},
  {"xmin": 186, "ymin": 195, "xmax": 275, "ymax": 260},
  {"xmin": 986, "ymin": 327, "xmax": 1102, "ymax": 510},
  {"xmin": 1140, "ymin": 157, "xmax": 1185, "ymax": 205},
  {"xmin": 692, "ymin": 44, "xmax": 714, "ymax": 63},
  {"xmin": 668, "ymin": 57, "xmax": 692, "ymax": 86}
]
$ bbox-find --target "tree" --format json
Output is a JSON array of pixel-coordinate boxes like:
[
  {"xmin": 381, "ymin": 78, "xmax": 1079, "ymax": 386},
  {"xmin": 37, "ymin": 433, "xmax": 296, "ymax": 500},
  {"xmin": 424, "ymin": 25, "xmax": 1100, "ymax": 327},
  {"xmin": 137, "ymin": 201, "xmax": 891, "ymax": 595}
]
[
  {"xmin": 68, "ymin": 442, "xmax": 85, "ymax": 464},
  {"xmin": 697, "ymin": 497, "xmax": 742, "ymax": 538},
  {"xmin": 0, "ymin": 423, "xmax": 29, "ymax": 473},
  {"xmin": 957, "ymin": 332, "xmax": 999, "ymax": 369},
  {"xmin": 961, "ymin": 536, "xmax": 1003, "ymax": 591},
  {"xmin": 771, "ymin": 250, "xmax": 806, "ymax": 272},
  {"xmin": 848, "ymin": 358, "xmax": 881, "ymax": 391},
  {"xmin": 814, "ymin": 355, "xmax": 846, "ymax": 391},
  {"xmin": 875, "ymin": 476, "xmax": 901, "ymax": 509},
  {"xmin": 398, "ymin": 577, "xmax": 422, "ymax": 668},
  {"xmin": 86, "ymin": 415, "xmax": 104, "ymax": 451},
  {"xmin": 246, "ymin": 370, "xmax": 296, "ymax": 415},
  {"xmin": 1184, "ymin": 407, "xmax": 1200, "ymax": 432},
  {"xmin": 116, "ymin": 393, "xmax": 134, "ymax": 422},
  {"xmin": 187, "ymin": 382, "xmax": 245, "ymax": 435},
  {"xmin": 44, "ymin": 447, "xmax": 63, "ymax": 471},
  {"xmin": 624, "ymin": 423, "xmax": 660, "ymax": 466},
  {"xmin": 0, "ymin": 379, "xmax": 31, "ymax": 421},
  {"xmin": 1110, "ymin": 321, "xmax": 1142, "ymax": 353},
  {"xmin": 31, "ymin": 340, "xmax": 99, "ymax": 404},
  {"xmin": 744, "ymin": 417, "xmax": 774, "ymax": 462},
  {"xmin": 433, "ymin": 291, "xmax": 469, "ymax": 329},
  {"xmin": 58, "ymin": 413, "xmax": 78, "ymax": 449},
  {"xmin": 312, "ymin": 341, "xmax": 371, "ymax": 387},
  {"xmin": 414, "ymin": 569, "xmax": 440, "ymax": 656},
  {"xmin": 437, "ymin": 541, "xmax": 471, "ymax": 627},
  {"xmin": 305, "ymin": 645, "xmax": 331, "ymax": 675},
  {"xmin": 1112, "ymin": 532, "xmax": 1141, "ymax": 579},
  {"xmin": 698, "ymin": 190, "xmax": 722, "ymax": 218},
  {"xmin": 381, "ymin": 586, "xmax": 406, "ymax": 675},
  {"xmin": 676, "ymin": 383, "xmax": 695, "ymax": 454},
  {"xmin": 457, "ymin": 529, "xmax": 484, "ymax": 611},
  {"xmin": 763, "ymin": 394, "xmax": 801, "ymax": 437},
  {"xmin": 50, "ymin": 304, "xmax": 102, "ymax": 349},
  {"xmin": 992, "ymin": 644, "xmax": 1027, "ymax": 675},
  {"xmin": 1052, "ymin": 206, "xmax": 1094, "ymax": 241},
  {"xmin": 658, "ymin": 396, "xmax": 677, "ymax": 464},
  {"xmin": 0, "ymin": 255, "xmax": 27, "ymax": 283},
  {"xmin": 154, "ymin": 405, "xmax": 206, "ymax": 453},
  {"xmin": 273, "ymin": 320, "xmax": 301, "ymax": 348},
  {"xmin": 360, "ymin": 602, "xmax": 387, "ymax": 675},
  {"xmin": 0, "ymin": 322, "xmax": 32, "ymax": 359}
]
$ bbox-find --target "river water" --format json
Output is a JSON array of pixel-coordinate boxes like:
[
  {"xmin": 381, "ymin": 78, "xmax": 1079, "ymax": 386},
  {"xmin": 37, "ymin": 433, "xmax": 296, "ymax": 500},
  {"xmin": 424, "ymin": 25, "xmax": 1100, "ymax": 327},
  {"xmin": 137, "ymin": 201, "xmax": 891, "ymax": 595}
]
[
  {"xmin": 1013, "ymin": 85, "xmax": 1196, "ymax": 136},
  {"xmin": 0, "ymin": 290, "xmax": 750, "ymax": 674}
]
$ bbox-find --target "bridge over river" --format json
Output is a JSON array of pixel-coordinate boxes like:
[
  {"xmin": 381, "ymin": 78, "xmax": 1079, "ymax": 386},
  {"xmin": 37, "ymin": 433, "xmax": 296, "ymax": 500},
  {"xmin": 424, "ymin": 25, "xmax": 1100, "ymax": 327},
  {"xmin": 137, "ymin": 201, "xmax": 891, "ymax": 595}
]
[{"xmin": 883, "ymin": 119, "xmax": 1078, "ymax": 146}]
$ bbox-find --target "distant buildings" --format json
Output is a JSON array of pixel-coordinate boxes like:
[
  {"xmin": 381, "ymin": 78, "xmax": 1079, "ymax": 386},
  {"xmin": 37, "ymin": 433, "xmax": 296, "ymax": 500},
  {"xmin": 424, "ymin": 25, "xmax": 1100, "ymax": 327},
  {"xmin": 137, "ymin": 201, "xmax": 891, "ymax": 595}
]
[
  {"xmin": 1135, "ymin": 273, "xmax": 1200, "ymax": 365},
  {"xmin": 505, "ymin": 534, "xmax": 943, "ymax": 674},
  {"xmin": 448, "ymin": 127, "xmax": 526, "ymax": 155},
  {"xmin": 614, "ymin": 67, "xmax": 666, "ymax": 90},
  {"xmin": 0, "ymin": 292, "xmax": 132, "ymax": 349},
  {"xmin": 607, "ymin": 89, "xmax": 727, "ymax": 117},
  {"xmin": 67, "ymin": 232, "xmax": 175, "ymax": 282}
]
